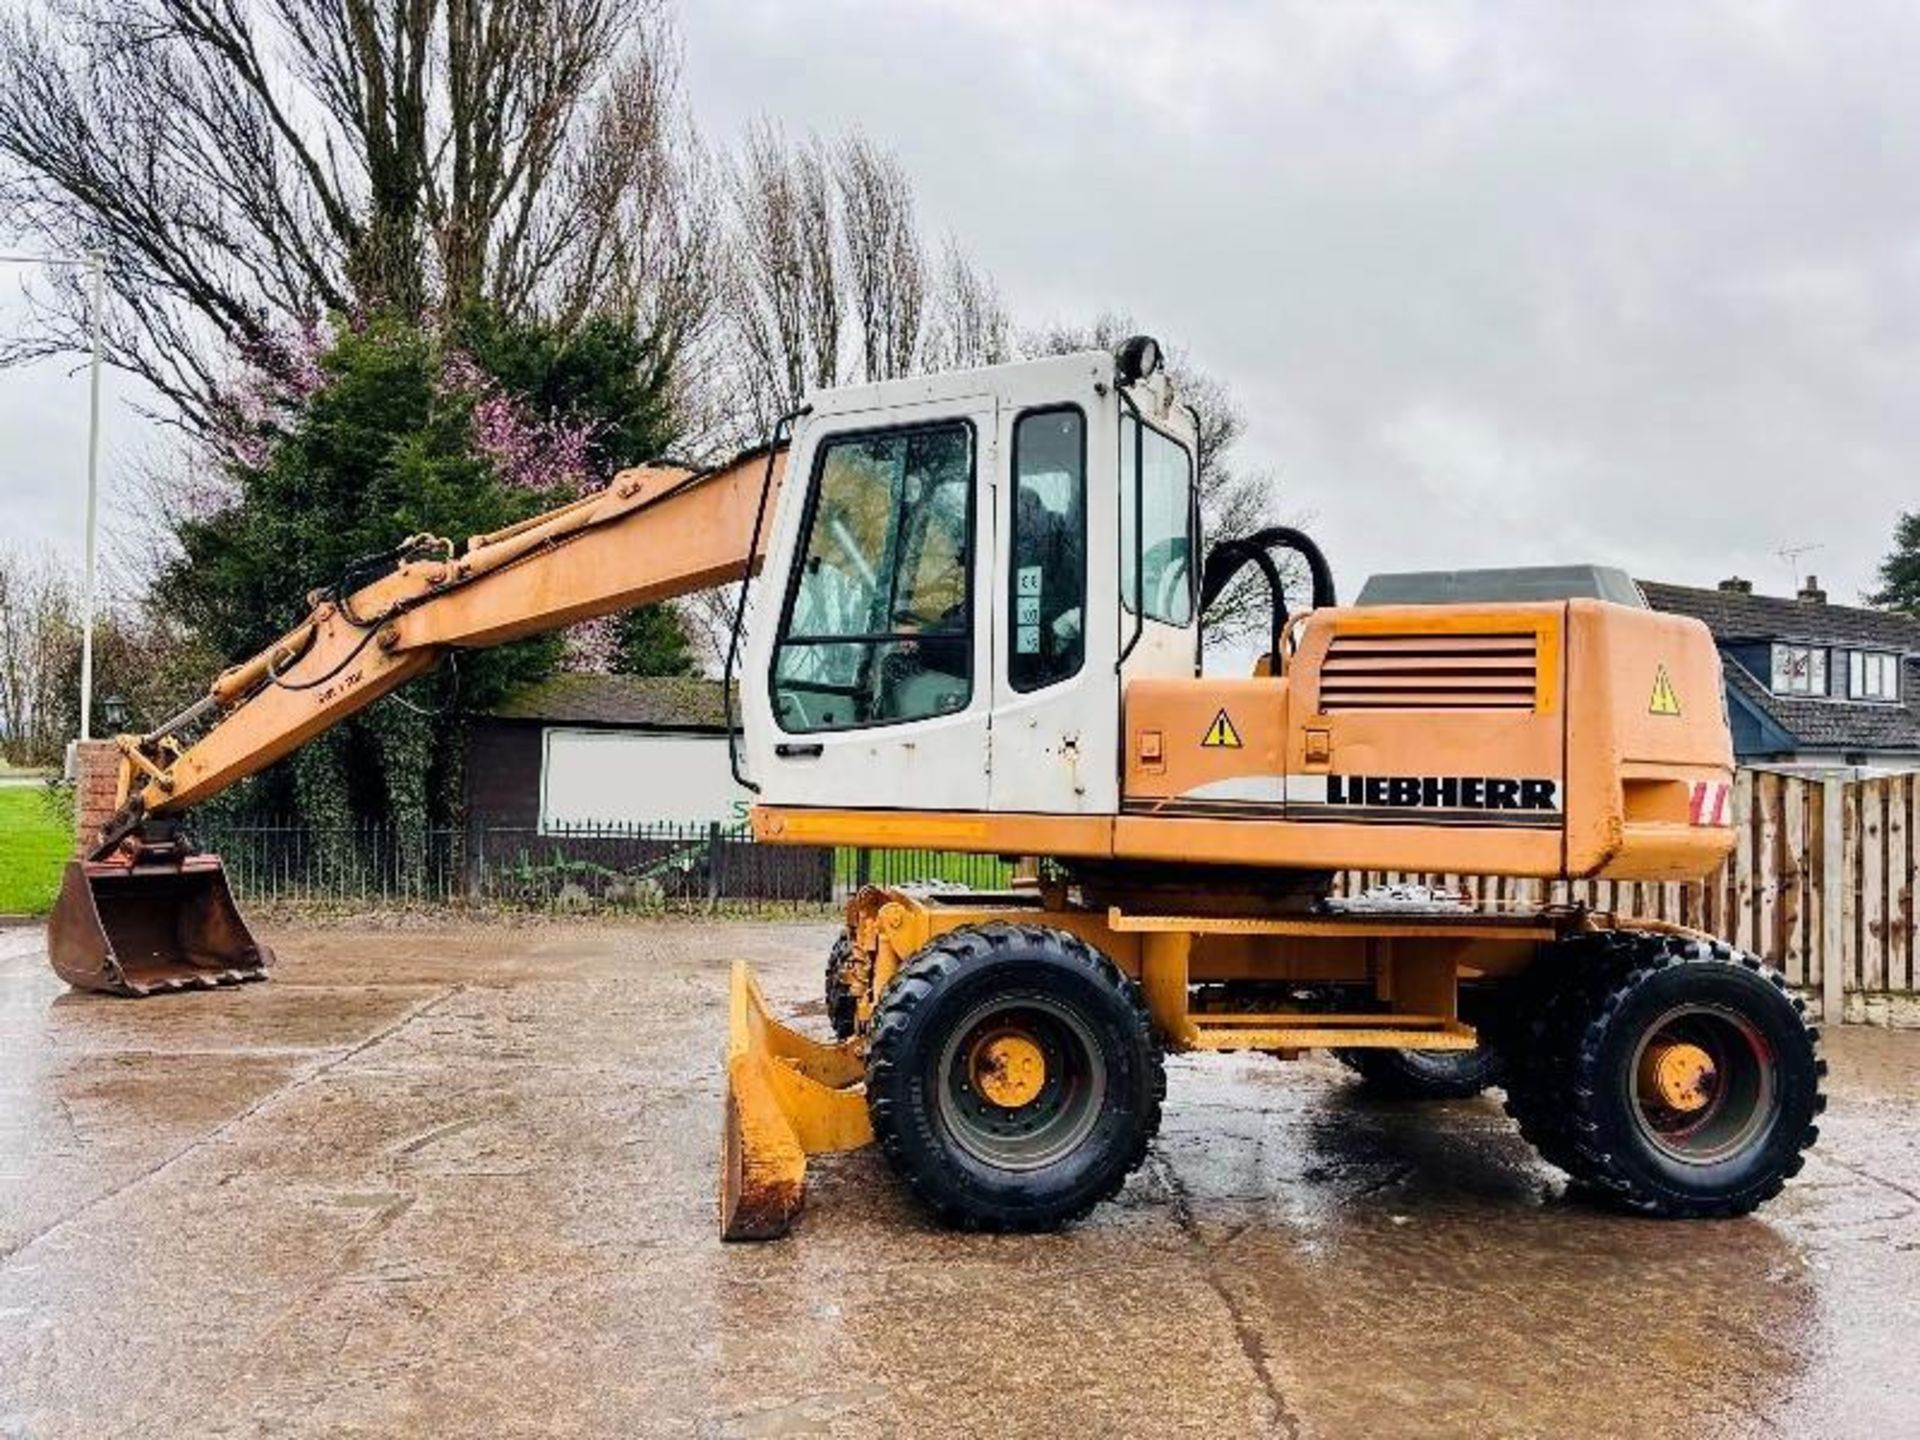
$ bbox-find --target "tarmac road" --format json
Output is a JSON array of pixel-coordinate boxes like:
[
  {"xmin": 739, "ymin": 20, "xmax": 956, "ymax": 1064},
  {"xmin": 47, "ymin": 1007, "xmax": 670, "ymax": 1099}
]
[{"xmin": 1, "ymin": 919, "xmax": 1915, "ymax": 1438}]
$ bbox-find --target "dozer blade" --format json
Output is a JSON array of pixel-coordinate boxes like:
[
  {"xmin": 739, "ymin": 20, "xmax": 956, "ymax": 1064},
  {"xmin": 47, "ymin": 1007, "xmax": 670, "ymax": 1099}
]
[
  {"xmin": 719, "ymin": 960, "xmax": 871, "ymax": 1241},
  {"xmin": 48, "ymin": 857, "xmax": 273, "ymax": 997}
]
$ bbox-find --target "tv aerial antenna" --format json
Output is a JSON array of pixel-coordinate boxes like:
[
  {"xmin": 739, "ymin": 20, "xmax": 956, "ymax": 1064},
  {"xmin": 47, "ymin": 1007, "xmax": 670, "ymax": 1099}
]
[{"xmin": 1776, "ymin": 543, "xmax": 1823, "ymax": 591}]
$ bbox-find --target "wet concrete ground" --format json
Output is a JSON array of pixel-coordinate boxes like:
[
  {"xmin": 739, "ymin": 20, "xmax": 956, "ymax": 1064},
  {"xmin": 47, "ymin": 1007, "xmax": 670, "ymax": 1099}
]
[{"xmin": 1, "ymin": 919, "xmax": 1916, "ymax": 1438}]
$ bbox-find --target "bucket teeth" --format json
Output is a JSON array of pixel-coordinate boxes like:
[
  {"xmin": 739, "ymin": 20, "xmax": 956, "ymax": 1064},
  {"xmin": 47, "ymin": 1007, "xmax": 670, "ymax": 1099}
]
[{"xmin": 47, "ymin": 858, "xmax": 273, "ymax": 998}]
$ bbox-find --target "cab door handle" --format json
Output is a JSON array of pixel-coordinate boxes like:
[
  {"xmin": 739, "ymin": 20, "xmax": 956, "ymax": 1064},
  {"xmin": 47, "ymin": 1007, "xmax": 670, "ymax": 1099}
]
[{"xmin": 775, "ymin": 743, "xmax": 824, "ymax": 759}]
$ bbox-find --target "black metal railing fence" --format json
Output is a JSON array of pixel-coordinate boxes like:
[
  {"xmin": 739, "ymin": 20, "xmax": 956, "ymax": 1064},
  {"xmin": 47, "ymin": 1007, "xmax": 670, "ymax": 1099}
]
[{"xmin": 186, "ymin": 817, "xmax": 1015, "ymax": 911}]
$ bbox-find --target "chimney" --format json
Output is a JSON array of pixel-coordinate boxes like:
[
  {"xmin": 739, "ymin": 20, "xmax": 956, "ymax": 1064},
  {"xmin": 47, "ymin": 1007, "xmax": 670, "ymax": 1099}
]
[
  {"xmin": 1797, "ymin": 575, "xmax": 1827, "ymax": 605},
  {"xmin": 1718, "ymin": 576, "xmax": 1753, "ymax": 594}
]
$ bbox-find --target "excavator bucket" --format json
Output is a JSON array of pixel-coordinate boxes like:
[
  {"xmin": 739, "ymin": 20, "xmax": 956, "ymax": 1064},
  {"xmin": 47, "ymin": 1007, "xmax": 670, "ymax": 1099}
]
[
  {"xmin": 719, "ymin": 960, "xmax": 872, "ymax": 1240},
  {"xmin": 48, "ymin": 856, "xmax": 273, "ymax": 997}
]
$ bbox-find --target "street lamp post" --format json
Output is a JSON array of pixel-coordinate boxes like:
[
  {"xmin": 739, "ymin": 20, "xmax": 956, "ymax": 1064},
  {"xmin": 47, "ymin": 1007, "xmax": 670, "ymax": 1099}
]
[
  {"xmin": 1, "ymin": 249, "xmax": 108, "ymax": 743},
  {"xmin": 80, "ymin": 252, "xmax": 104, "ymax": 740}
]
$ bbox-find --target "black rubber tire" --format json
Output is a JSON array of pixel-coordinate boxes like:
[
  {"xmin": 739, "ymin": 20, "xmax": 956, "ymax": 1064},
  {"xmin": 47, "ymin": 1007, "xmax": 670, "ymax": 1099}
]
[
  {"xmin": 1335, "ymin": 1043, "xmax": 1505, "ymax": 1099},
  {"xmin": 1498, "ymin": 933, "xmax": 1646, "ymax": 1174},
  {"xmin": 824, "ymin": 932, "xmax": 859, "ymax": 1040},
  {"xmin": 1559, "ymin": 934, "xmax": 1823, "ymax": 1216},
  {"xmin": 865, "ymin": 922, "xmax": 1164, "ymax": 1232}
]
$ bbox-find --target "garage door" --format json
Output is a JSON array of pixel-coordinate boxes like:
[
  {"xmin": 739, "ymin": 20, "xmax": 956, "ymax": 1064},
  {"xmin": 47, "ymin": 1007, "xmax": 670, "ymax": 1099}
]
[{"xmin": 539, "ymin": 728, "xmax": 751, "ymax": 831}]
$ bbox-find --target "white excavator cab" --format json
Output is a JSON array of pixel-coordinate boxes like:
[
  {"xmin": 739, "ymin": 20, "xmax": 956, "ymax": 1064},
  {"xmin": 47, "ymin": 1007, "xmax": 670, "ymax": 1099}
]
[{"xmin": 738, "ymin": 347, "xmax": 1200, "ymax": 818}]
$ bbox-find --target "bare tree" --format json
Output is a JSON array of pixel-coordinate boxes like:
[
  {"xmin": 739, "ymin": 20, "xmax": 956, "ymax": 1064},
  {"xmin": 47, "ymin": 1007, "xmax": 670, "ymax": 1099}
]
[
  {"xmin": 671, "ymin": 585, "xmax": 743, "ymax": 677},
  {"xmin": 1024, "ymin": 312, "xmax": 1292, "ymax": 650},
  {"xmin": 718, "ymin": 120, "xmax": 843, "ymax": 438},
  {"xmin": 0, "ymin": 548, "xmax": 77, "ymax": 765},
  {"xmin": 0, "ymin": 0, "xmax": 705, "ymax": 430},
  {"xmin": 834, "ymin": 132, "xmax": 924, "ymax": 384},
  {"xmin": 710, "ymin": 125, "xmax": 1014, "ymax": 450},
  {"xmin": 0, "ymin": 545, "xmax": 228, "ymax": 761},
  {"xmin": 924, "ymin": 238, "xmax": 1011, "ymax": 372}
]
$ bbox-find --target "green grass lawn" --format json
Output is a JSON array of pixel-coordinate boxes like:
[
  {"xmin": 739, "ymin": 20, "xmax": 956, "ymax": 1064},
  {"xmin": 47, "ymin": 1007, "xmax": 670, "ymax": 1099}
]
[
  {"xmin": 832, "ymin": 846, "xmax": 1015, "ymax": 890},
  {"xmin": 0, "ymin": 786, "xmax": 71, "ymax": 915}
]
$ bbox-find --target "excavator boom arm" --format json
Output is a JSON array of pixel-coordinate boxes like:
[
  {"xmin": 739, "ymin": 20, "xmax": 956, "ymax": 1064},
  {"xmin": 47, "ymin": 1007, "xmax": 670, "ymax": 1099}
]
[{"xmin": 117, "ymin": 447, "xmax": 785, "ymax": 823}]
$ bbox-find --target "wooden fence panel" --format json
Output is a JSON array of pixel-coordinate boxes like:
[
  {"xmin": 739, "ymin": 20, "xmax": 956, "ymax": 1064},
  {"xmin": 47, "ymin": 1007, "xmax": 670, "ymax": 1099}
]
[
  {"xmin": 1756, "ymin": 772, "xmax": 1781, "ymax": 970},
  {"xmin": 1733, "ymin": 771, "xmax": 1758, "ymax": 954},
  {"xmin": 1893, "ymin": 777, "xmax": 1915, "ymax": 995},
  {"xmin": 1844, "ymin": 783, "xmax": 1862, "ymax": 995},
  {"xmin": 1780, "ymin": 780, "xmax": 1808, "ymax": 987},
  {"xmin": 1714, "ymin": 855, "xmax": 1731, "ymax": 937},
  {"xmin": 1809, "ymin": 779, "xmax": 1829, "ymax": 994},
  {"xmin": 1862, "ymin": 780, "xmax": 1888, "ymax": 994}
]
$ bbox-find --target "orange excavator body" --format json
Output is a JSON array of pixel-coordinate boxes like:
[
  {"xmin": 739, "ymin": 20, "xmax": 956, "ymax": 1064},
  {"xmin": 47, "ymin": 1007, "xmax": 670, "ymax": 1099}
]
[{"xmin": 753, "ymin": 598, "xmax": 1734, "ymax": 885}]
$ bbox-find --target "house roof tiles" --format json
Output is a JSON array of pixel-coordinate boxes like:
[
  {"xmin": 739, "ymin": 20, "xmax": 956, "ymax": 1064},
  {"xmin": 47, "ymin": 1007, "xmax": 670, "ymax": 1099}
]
[
  {"xmin": 482, "ymin": 674, "xmax": 731, "ymax": 730},
  {"xmin": 1641, "ymin": 580, "xmax": 1920, "ymax": 755},
  {"xmin": 1637, "ymin": 581, "xmax": 1920, "ymax": 651}
]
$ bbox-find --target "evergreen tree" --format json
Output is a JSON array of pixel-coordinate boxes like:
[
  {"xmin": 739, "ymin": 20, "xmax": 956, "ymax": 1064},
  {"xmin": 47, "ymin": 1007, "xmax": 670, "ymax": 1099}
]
[
  {"xmin": 1870, "ymin": 512, "xmax": 1920, "ymax": 614},
  {"xmin": 165, "ymin": 310, "xmax": 691, "ymax": 856},
  {"xmin": 458, "ymin": 308, "xmax": 694, "ymax": 677},
  {"xmin": 611, "ymin": 607, "xmax": 695, "ymax": 677}
]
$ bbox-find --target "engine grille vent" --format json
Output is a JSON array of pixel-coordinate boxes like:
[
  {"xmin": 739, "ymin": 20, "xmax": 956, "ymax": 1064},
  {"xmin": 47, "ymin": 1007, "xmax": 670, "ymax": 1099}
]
[{"xmin": 1319, "ymin": 633, "xmax": 1539, "ymax": 712}]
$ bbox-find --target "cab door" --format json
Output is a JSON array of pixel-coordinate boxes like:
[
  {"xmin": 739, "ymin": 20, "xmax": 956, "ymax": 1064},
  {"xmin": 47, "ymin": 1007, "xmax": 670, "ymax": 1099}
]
[
  {"xmin": 988, "ymin": 387, "xmax": 1119, "ymax": 815},
  {"xmin": 986, "ymin": 372, "xmax": 1195, "ymax": 817},
  {"xmin": 745, "ymin": 396, "xmax": 997, "ymax": 812}
]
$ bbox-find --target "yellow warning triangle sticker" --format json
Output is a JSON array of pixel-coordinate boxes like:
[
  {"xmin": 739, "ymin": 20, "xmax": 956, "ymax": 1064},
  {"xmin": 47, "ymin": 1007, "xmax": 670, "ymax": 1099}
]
[
  {"xmin": 1201, "ymin": 708, "xmax": 1244, "ymax": 748},
  {"xmin": 1649, "ymin": 665, "xmax": 1682, "ymax": 717}
]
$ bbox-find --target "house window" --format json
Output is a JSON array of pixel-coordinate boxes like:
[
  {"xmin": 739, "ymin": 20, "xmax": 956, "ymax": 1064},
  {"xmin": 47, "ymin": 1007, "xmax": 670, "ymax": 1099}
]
[
  {"xmin": 1770, "ymin": 644, "xmax": 1828, "ymax": 697},
  {"xmin": 1848, "ymin": 651, "xmax": 1900, "ymax": 702}
]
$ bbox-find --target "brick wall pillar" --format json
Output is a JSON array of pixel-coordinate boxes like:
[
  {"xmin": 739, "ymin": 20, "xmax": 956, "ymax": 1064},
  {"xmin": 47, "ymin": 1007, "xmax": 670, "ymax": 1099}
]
[{"xmin": 71, "ymin": 739, "xmax": 122, "ymax": 855}]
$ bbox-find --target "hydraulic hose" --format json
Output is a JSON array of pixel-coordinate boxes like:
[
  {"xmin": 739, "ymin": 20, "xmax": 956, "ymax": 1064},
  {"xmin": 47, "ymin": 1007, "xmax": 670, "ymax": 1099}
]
[{"xmin": 725, "ymin": 406, "xmax": 809, "ymax": 794}]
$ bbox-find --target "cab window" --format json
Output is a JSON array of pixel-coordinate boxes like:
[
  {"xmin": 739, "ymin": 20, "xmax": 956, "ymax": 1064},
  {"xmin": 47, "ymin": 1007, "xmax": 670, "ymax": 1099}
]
[
  {"xmin": 772, "ymin": 421, "xmax": 974, "ymax": 732},
  {"xmin": 1120, "ymin": 414, "xmax": 1194, "ymax": 626},
  {"xmin": 1009, "ymin": 408, "xmax": 1086, "ymax": 691}
]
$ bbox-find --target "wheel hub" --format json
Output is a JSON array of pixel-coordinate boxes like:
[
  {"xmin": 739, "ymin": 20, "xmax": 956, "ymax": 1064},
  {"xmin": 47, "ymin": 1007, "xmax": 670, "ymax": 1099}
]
[
  {"xmin": 936, "ymin": 996, "xmax": 1107, "ymax": 1172},
  {"xmin": 1627, "ymin": 1002, "xmax": 1777, "ymax": 1168},
  {"xmin": 1641, "ymin": 1039, "xmax": 1717, "ymax": 1113},
  {"xmin": 970, "ymin": 1030, "xmax": 1048, "ymax": 1108}
]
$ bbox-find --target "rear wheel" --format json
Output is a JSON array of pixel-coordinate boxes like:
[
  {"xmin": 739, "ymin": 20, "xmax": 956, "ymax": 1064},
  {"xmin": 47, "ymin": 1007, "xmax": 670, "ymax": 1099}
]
[
  {"xmin": 866, "ymin": 922, "xmax": 1164, "ymax": 1231},
  {"xmin": 1498, "ymin": 934, "xmax": 1644, "ymax": 1172},
  {"xmin": 1503, "ymin": 932, "xmax": 1822, "ymax": 1216},
  {"xmin": 1561, "ymin": 936, "xmax": 1823, "ymax": 1217},
  {"xmin": 1336, "ymin": 1043, "xmax": 1504, "ymax": 1099}
]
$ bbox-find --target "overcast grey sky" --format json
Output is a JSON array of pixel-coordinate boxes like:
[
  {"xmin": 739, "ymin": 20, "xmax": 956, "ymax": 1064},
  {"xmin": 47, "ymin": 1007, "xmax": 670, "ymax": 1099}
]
[
  {"xmin": 679, "ymin": 0, "xmax": 1916, "ymax": 605},
  {"xmin": 0, "ymin": 278, "xmax": 149, "ymax": 586},
  {"xmin": 3, "ymin": 0, "xmax": 1915, "ymax": 608}
]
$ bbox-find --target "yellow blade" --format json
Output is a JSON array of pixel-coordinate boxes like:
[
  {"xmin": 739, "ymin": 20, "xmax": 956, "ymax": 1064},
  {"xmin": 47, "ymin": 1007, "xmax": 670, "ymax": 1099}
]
[{"xmin": 718, "ymin": 960, "xmax": 872, "ymax": 1241}]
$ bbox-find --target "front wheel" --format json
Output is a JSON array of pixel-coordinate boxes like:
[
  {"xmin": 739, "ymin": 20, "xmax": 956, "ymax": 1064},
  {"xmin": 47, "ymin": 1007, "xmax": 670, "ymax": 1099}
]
[
  {"xmin": 1560, "ymin": 935, "xmax": 1823, "ymax": 1217},
  {"xmin": 824, "ymin": 932, "xmax": 859, "ymax": 1040},
  {"xmin": 865, "ymin": 923, "xmax": 1164, "ymax": 1231}
]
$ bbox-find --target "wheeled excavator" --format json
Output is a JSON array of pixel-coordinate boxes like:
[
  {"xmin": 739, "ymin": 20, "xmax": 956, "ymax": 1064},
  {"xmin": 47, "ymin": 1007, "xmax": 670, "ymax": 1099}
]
[{"xmin": 50, "ymin": 338, "xmax": 1824, "ymax": 1239}]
